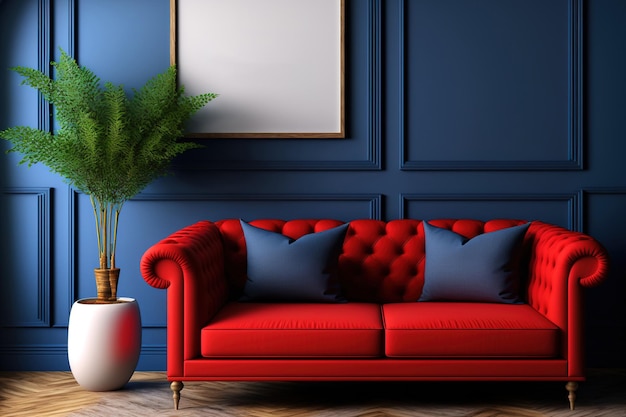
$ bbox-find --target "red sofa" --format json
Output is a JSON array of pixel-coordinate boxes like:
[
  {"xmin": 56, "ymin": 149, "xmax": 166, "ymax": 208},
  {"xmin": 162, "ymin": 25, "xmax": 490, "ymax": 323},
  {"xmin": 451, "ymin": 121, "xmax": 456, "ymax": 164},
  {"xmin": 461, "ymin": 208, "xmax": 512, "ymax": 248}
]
[{"xmin": 140, "ymin": 219, "xmax": 609, "ymax": 410}]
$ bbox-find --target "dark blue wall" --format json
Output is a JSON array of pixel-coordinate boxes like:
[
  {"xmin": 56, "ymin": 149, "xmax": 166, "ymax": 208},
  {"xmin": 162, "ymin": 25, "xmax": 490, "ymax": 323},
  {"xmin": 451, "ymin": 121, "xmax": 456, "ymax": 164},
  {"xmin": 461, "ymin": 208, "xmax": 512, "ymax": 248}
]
[{"xmin": 1, "ymin": 0, "xmax": 625, "ymax": 371}]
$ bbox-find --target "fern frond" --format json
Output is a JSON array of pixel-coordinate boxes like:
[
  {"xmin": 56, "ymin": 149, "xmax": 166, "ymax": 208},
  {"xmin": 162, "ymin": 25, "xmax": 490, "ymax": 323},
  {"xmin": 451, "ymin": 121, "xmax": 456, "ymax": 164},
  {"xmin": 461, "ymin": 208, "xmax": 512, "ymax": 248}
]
[
  {"xmin": 2, "ymin": 50, "xmax": 217, "ymax": 270},
  {"xmin": 0, "ymin": 126, "xmax": 55, "ymax": 167},
  {"xmin": 129, "ymin": 66, "xmax": 177, "ymax": 135},
  {"xmin": 11, "ymin": 66, "xmax": 54, "ymax": 100},
  {"xmin": 100, "ymin": 82, "xmax": 131, "ymax": 166},
  {"xmin": 51, "ymin": 50, "xmax": 102, "ymax": 131}
]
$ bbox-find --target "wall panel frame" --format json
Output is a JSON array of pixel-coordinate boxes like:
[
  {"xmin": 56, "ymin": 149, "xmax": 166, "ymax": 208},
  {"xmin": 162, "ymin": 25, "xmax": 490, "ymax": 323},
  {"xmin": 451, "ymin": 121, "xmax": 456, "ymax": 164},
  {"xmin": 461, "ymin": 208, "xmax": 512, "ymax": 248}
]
[
  {"xmin": 130, "ymin": 192, "xmax": 383, "ymax": 222},
  {"xmin": 72, "ymin": 192, "xmax": 382, "ymax": 328},
  {"xmin": 400, "ymin": 192, "xmax": 581, "ymax": 230},
  {"xmin": 2, "ymin": 187, "xmax": 51, "ymax": 327},
  {"xmin": 578, "ymin": 188, "xmax": 626, "ymax": 367},
  {"xmin": 399, "ymin": 0, "xmax": 583, "ymax": 171}
]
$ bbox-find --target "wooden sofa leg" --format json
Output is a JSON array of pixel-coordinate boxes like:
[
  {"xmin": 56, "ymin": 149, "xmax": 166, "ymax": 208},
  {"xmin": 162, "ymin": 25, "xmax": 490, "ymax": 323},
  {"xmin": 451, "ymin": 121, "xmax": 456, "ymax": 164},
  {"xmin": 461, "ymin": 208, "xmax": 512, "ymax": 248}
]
[
  {"xmin": 171, "ymin": 381, "xmax": 184, "ymax": 410},
  {"xmin": 566, "ymin": 381, "xmax": 578, "ymax": 410}
]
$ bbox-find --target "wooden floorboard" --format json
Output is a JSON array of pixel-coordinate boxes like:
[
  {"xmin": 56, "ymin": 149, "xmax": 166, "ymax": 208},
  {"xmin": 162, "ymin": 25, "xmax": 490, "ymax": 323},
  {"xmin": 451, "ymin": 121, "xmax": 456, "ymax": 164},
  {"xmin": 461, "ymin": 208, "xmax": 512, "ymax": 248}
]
[{"xmin": 1, "ymin": 370, "xmax": 625, "ymax": 416}]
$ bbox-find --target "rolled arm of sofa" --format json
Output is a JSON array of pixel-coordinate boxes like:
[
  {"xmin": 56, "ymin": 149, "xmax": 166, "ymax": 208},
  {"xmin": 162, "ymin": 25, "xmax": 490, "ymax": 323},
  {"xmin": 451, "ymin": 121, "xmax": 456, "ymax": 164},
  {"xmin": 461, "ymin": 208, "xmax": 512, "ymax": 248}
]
[
  {"xmin": 141, "ymin": 220, "xmax": 226, "ymax": 292},
  {"xmin": 526, "ymin": 221, "xmax": 609, "ymax": 301},
  {"xmin": 140, "ymin": 220, "xmax": 228, "ymax": 376},
  {"xmin": 525, "ymin": 221, "xmax": 609, "ymax": 376}
]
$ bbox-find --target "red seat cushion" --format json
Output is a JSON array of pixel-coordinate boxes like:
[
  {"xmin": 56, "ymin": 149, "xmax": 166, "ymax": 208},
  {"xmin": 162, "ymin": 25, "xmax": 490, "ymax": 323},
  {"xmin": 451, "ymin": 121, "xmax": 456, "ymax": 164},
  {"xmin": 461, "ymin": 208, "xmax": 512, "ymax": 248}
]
[
  {"xmin": 202, "ymin": 302, "xmax": 384, "ymax": 358},
  {"xmin": 382, "ymin": 303, "xmax": 560, "ymax": 358}
]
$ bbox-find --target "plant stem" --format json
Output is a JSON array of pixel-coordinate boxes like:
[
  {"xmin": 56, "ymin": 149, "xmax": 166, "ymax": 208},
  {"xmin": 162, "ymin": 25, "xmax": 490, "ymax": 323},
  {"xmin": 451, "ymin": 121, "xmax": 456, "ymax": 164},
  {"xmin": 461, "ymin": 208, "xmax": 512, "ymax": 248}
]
[
  {"xmin": 89, "ymin": 196, "xmax": 121, "ymax": 270},
  {"xmin": 111, "ymin": 203, "xmax": 122, "ymax": 269},
  {"xmin": 90, "ymin": 195, "xmax": 106, "ymax": 269},
  {"xmin": 101, "ymin": 202, "xmax": 108, "ymax": 269}
]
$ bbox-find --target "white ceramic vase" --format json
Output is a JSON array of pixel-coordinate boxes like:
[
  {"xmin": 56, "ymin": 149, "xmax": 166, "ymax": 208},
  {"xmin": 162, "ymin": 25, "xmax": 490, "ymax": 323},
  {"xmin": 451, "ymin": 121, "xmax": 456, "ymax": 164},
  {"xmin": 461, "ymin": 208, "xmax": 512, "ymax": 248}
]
[{"xmin": 68, "ymin": 297, "xmax": 142, "ymax": 391}]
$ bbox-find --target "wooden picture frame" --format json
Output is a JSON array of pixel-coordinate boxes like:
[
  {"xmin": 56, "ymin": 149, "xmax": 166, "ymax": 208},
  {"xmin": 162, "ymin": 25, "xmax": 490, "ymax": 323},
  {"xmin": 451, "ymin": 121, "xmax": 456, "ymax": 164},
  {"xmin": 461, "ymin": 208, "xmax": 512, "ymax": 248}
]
[{"xmin": 171, "ymin": 0, "xmax": 345, "ymax": 138}]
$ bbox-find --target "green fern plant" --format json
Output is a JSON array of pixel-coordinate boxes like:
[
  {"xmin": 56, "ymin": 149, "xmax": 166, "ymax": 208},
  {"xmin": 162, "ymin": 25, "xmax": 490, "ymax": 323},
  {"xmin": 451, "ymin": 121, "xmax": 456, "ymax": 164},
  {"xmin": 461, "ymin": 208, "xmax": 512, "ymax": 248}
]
[{"xmin": 1, "ymin": 49, "xmax": 217, "ymax": 300}]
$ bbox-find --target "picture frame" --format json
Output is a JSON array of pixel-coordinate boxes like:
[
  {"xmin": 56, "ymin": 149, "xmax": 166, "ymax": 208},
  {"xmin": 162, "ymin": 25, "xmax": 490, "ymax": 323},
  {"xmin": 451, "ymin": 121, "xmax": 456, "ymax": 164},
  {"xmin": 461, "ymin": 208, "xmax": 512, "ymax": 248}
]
[{"xmin": 171, "ymin": 0, "xmax": 345, "ymax": 138}]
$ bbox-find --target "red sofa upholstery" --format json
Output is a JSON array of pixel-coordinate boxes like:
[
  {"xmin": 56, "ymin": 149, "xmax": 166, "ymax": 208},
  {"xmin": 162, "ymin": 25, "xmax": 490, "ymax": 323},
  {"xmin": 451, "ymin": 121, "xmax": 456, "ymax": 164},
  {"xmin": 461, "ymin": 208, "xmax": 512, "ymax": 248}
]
[{"xmin": 140, "ymin": 219, "xmax": 609, "ymax": 410}]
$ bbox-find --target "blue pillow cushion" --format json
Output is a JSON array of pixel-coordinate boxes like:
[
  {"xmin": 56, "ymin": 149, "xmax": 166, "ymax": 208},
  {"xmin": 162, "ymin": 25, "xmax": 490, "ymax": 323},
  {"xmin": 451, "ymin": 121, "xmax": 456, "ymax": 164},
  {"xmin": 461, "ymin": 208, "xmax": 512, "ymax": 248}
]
[
  {"xmin": 239, "ymin": 220, "xmax": 349, "ymax": 302},
  {"xmin": 420, "ymin": 222, "xmax": 530, "ymax": 303}
]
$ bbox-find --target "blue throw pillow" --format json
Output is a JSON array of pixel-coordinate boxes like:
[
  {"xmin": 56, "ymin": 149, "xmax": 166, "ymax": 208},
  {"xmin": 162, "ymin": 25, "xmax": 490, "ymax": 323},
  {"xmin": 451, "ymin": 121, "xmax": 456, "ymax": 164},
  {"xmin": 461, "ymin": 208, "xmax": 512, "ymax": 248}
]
[
  {"xmin": 420, "ymin": 222, "xmax": 530, "ymax": 303},
  {"xmin": 239, "ymin": 220, "xmax": 349, "ymax": 302}
]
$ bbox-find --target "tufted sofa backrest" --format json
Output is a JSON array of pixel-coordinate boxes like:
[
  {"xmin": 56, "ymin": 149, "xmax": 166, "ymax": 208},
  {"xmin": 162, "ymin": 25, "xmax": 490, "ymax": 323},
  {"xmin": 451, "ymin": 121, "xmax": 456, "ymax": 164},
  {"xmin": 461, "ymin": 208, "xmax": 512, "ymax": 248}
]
[{"xmin": 215, "ymin": 218, "xmax": 529, "ymax": 303}]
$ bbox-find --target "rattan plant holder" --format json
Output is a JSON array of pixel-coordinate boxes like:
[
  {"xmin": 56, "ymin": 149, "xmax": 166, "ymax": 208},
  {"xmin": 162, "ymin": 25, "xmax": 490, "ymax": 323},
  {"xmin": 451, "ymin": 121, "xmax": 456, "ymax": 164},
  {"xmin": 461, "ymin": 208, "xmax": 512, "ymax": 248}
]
[{"xmin": 94, "ymin": 268, "xmax": 121, "ymax": 302}]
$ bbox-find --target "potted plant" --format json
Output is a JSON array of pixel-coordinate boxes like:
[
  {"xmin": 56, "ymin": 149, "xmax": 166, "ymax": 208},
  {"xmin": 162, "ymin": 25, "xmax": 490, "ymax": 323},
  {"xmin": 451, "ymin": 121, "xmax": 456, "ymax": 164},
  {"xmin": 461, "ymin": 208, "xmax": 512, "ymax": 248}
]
[{"xmin": 0, "ymin": 49, "xmax": 217, "ymax": 390}]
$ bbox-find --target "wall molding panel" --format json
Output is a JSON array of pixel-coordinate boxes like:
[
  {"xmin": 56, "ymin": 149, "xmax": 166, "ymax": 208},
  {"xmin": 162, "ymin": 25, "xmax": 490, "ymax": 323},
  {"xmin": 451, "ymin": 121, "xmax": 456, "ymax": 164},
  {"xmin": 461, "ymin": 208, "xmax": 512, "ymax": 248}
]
[
  {"xmin": 581, "ymin": 187, "xmax": 626, "ymax": 232},
  {"xmin": 578, "ymin": 188, "xmax": 626, "ymax": 367},
  {"xmin": 131, "ymin": 192, "xmax": 383, "ymax": 221},
  {"xmin": 569, "ymin": 0, "xmax": 583, "ymax": 171},
  {"xmin": 67, "ymin": 0, "xmax": 76, "ymax": 57},
  {"xmin": 37, "ymin": 0, "xmax": 51, "ymax": 133},
  {"xmin": 3, "ymin": 187, "xmax": 51, "ymax": 327},
  {"xmin": 70, "ymin": 192, "xmax": 382, "ymax": 332},
  {"xmin": 399, "ymin": 0, "xmax": 583, "ymax": 171},
  {"xmin": 400, "ymin": 192, "xmax": 581, "ymax": 231},
  {"xmin": 66, "ymin": 188, "xmax": 78, "ymax": 317}
]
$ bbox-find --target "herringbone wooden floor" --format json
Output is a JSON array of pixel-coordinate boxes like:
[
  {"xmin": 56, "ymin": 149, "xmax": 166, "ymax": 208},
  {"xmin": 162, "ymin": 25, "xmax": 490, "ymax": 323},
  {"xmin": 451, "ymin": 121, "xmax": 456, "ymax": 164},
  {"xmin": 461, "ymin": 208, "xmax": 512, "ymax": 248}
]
[{"xmin": 1, "ymin": 370, "xmax": 625, "ymax": 417}]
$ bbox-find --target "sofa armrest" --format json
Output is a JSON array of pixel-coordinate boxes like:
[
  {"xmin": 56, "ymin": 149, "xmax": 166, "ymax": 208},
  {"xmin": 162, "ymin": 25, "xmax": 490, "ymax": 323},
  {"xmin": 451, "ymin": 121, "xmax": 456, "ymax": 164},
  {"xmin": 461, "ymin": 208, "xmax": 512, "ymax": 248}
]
[
  {"xmin": 525, "ymin": 221, "xmax": 609, "ymax": 376},
  {"xmin": 140, "ymin": 220, "xmax": 228, "ymax": 377}
]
